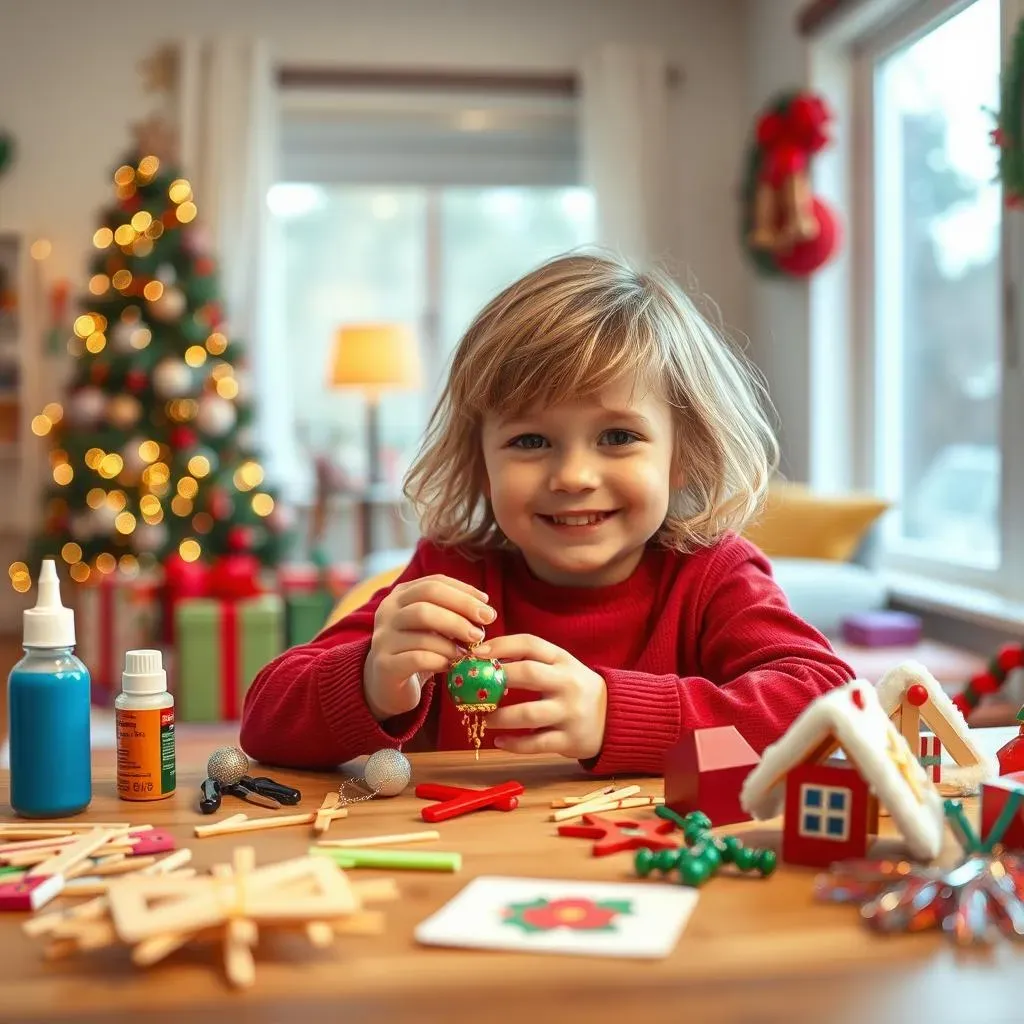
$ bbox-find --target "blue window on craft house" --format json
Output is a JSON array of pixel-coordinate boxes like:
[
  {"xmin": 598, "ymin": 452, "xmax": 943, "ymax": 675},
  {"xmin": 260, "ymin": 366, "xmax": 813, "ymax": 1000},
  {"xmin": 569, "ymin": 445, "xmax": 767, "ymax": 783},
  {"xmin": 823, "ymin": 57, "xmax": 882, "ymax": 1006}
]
[{"xmin": 798, "ymin": 784, "xmax": 851, "ymax": 841}]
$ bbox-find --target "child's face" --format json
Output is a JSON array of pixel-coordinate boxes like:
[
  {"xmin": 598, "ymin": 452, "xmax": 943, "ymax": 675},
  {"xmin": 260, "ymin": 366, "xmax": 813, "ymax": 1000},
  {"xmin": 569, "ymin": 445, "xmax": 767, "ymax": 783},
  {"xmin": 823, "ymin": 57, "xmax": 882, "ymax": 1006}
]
[{"xmin": 481, "ymin": 376, "xmax": 678, "ymax": 587}]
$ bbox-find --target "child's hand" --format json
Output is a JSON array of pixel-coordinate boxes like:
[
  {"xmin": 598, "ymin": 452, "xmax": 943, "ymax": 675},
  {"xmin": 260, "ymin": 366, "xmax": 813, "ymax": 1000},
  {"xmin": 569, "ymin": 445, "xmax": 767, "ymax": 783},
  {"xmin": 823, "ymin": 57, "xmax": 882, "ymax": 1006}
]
[
  {"xmin": 364, "ymin": 575, "xmax": 494, "ymax": 721},
  {"xmin": 478, "ymin": 635, "xmax": 607, "ymax": 761}
]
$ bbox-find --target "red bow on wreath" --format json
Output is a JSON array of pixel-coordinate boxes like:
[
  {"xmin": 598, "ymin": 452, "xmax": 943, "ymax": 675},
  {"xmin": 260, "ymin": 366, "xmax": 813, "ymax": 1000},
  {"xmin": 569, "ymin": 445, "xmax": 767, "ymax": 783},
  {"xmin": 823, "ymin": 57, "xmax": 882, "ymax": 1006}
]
[{"xmin": 744, "ymin": 91, "xmax": 841, "ymax": 277}]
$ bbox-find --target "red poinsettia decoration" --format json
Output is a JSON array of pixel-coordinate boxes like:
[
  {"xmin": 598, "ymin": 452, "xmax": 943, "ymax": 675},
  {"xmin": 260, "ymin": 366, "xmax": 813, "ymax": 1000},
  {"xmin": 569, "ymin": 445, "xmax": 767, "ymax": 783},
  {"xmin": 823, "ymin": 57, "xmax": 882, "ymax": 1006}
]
[{"xmin": 502, "ymin": 896, "xmax": 632, "ymax": 933}]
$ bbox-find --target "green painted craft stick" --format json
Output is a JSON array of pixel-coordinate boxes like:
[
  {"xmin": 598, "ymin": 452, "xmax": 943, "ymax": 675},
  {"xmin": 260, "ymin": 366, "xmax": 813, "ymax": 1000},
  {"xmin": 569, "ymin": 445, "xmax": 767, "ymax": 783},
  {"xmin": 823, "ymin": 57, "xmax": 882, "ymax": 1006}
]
[
  {"xmin": 309, "ymin": 846, "xmax": 461, "ymax": 872},
  {"xmin": 0, "ymin": 865, "xmax": 25, "ymax": 880}
]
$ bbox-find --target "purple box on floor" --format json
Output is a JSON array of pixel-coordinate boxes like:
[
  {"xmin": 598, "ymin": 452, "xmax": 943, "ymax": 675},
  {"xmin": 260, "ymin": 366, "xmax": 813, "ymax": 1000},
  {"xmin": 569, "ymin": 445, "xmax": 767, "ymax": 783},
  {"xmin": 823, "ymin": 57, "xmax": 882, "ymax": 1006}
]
[{"xmin": 840, "ymin": 610, "xmax": 923, "ymax": 647}]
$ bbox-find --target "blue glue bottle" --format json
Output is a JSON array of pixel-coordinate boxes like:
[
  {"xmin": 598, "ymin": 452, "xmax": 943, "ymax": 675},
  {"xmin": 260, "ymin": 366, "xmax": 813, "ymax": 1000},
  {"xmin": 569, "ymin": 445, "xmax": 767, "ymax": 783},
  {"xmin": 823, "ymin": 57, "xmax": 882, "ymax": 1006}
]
[{"xmin": 8, "ymin": 559, "xmax": 92, "ymax": 818}]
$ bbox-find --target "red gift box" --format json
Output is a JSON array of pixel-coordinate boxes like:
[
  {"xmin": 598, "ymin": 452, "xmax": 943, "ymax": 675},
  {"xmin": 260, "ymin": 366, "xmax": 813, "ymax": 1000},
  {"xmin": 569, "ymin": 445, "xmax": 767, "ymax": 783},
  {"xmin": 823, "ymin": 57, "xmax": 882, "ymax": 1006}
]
[
  {"xmin": 278, "ymin": 562, "xmax": 359, "ymax": 598},
  {"xmin": 76, "ymin": 571, "xmax": 159, "ymax": 702}
]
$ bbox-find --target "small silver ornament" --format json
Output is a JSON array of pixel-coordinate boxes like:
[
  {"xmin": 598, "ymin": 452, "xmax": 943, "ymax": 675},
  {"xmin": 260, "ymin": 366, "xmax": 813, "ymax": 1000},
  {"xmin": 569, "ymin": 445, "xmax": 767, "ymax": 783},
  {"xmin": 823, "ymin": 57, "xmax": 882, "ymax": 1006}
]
[
  {"xmin": 207, "ymin": 746, "xmax": 250, "ymax": 787},
  {"xmin": 338, "ymin": 748, "xmax": 412, "ymax": 804},
  {"xmin": 362, "ymin": 748, "xmax": 412, "ymax": 797}
]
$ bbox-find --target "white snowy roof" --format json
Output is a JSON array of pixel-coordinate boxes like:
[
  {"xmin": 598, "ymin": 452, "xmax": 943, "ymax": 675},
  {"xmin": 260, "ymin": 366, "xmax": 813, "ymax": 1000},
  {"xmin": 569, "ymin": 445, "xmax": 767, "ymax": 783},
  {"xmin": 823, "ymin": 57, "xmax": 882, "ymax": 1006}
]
[
  {"xmin": 739, "ymin": 680, "xmax": 945, "ymax": 862},
  {"xmin": 875, "ymin": 659, "xmax": 996, "ymax": 783}
]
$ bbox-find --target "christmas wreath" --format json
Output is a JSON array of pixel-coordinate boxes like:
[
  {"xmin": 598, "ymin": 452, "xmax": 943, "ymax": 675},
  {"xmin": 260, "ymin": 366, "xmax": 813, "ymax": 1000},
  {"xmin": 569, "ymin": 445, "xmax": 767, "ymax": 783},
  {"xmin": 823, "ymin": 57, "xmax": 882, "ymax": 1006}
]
[
  {"xmin": 740, "ymin": 91, "xmax": 841, "ymax": 277},
  {"xmin": 992, "ymin": 17, "xmax": 1024, "ymax": 206}
]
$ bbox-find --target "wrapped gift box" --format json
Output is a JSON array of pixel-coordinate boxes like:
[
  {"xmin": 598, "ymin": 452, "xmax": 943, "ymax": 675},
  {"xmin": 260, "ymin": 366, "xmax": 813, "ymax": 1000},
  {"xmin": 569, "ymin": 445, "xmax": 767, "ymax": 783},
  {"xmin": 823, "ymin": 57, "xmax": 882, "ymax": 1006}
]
[
  {"xmin": 278, "ymin": 562, "xmax": 359, "ymax": 647},
  {"xmin": 76, "ymin": 572, "xmax": 160, "ymax": 704},
  {"xmin": 174, "ymin": 594, "xmax": 284, "ymax": 722}
]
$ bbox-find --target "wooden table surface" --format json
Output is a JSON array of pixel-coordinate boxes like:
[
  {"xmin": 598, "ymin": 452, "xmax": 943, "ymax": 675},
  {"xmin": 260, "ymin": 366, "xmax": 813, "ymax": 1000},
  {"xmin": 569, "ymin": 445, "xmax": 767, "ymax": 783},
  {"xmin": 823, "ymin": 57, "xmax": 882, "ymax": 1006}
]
[{"xmin": 2, "ymin": 728, "xmax": 1024, "ymax": 1024}]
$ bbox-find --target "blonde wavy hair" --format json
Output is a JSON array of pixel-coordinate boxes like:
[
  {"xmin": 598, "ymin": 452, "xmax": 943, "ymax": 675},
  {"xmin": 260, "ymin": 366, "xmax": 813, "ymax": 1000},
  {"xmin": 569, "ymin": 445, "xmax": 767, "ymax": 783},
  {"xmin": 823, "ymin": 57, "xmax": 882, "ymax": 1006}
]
[{"xmin": 404, "ymin": 251, "xmax": 779, "ymax": 553}]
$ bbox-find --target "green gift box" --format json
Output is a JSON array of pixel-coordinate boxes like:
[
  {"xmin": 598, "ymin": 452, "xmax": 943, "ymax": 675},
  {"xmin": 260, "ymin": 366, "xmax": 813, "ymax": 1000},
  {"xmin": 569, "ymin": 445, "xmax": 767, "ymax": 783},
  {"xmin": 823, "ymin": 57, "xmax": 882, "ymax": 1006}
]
[
  {"xmin": 175, "ymin": 594, "xmax": 284, "ymax": 722},
  {"xmin": 285, "ymin": 592, "xmax": 335, "ymax": 646}
]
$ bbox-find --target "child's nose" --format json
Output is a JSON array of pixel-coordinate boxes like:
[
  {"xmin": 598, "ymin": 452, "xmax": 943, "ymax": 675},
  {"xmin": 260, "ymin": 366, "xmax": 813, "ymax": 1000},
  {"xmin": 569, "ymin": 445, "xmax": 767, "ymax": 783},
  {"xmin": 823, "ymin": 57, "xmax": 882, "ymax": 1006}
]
[{"xmin": 549, "ymin": 450, "xmax": 598, "ymax": 492}]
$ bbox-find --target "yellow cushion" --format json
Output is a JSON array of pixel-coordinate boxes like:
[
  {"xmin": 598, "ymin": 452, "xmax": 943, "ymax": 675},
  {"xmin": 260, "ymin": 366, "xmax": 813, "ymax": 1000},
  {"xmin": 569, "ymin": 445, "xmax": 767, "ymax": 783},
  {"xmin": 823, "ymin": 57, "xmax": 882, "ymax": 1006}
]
[
  {"xmin": 742, "ymin": 483, "xmax": 890, "ymax": 562},
  {"xmin": 324, "ymin": 565, "xmax": 406, "ymax": 629}
]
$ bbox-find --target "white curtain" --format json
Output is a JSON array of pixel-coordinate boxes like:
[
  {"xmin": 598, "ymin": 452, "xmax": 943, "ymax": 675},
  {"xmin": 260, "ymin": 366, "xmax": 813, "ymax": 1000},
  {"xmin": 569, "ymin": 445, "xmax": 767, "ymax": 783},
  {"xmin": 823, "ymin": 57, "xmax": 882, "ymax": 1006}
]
[
  {"xmin": 172, "ymin": 38, "xmax": 291, "ymax": 481},
  {"xmin": 579, "ymin": 45, "xmax": 675, "ymax": 268}
]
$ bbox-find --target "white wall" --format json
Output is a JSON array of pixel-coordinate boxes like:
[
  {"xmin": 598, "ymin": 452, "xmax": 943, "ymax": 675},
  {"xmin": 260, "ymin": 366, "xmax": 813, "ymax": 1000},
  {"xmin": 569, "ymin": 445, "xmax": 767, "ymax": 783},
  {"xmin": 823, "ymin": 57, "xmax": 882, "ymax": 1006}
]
[
  {"xmin": 744, "ymin": 0, "xmax": 813, "ymax": 483},
  {"xmin": 0, "ymin": 0, "xmax": 751, "ymax": 630},
  {"xmin": 0, "ymin": 0, "xmax": 750, "ymax": 325}
]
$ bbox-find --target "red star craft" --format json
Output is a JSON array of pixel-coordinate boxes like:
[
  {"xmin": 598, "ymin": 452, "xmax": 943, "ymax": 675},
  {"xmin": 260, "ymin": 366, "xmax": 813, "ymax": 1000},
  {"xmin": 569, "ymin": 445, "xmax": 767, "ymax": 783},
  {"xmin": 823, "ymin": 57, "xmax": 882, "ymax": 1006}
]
[{"xmin": 557, "ymin": 814, "xmax": 681, "ymax": 857}]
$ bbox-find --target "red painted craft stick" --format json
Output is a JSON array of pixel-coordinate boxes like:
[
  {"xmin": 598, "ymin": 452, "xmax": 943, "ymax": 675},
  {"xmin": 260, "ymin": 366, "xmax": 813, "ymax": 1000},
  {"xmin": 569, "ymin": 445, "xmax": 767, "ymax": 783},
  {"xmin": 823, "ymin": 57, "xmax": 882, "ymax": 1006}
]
[
  {"xmin": 414, "ymin": 783, "xmax": 519, "ymax": 812},
  {"xmin": 419, "ymin": 781, "xmax": 525, "ymax": 823}
]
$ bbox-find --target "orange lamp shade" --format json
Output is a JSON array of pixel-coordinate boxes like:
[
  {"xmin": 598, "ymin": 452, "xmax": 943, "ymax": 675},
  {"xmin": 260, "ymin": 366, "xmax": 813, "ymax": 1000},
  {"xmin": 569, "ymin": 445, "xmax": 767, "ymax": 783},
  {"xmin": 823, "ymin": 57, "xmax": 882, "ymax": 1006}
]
[{"xmin": 328, "ymin": 323, "xmax": 421, "ymax": 394}]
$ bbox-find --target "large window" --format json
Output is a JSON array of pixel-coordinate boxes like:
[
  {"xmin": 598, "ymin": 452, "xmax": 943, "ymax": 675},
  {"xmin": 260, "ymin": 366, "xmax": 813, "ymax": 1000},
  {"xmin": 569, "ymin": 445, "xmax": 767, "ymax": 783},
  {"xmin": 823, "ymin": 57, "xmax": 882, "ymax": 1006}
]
[
  {"xmin": 861, "ymin": 0, "xmax": 1005, "ymax": 586},
  {"xmin": 265, "ymin": 90, "xmax": 595, "ymax": 503}
]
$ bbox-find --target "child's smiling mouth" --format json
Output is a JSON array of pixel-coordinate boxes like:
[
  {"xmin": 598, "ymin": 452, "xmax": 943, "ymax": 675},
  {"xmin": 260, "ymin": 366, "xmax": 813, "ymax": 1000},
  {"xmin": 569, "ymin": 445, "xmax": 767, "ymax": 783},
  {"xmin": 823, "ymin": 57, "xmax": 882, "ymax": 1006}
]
[{"xmin": 536, "ymin": 510, "xmax": 618, "ymax": 531}]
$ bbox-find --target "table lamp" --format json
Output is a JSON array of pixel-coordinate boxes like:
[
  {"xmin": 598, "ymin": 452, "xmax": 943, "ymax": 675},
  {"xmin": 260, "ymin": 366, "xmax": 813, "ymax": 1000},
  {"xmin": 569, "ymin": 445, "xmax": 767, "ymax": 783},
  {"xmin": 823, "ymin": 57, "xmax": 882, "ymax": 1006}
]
[{"xmin": 328, "ymin": 322, "xmax": 421, "ymax": 558}]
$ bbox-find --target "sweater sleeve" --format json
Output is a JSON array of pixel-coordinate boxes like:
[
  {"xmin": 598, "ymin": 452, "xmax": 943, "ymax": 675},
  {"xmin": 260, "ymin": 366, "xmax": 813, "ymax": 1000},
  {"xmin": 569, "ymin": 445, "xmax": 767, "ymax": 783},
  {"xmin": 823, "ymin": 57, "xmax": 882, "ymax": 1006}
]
[
  {"xmin": 239, "ymin": 541, "xmax": 441, "ymax": 769},
  {"xmin": 585, "ymin": 543, "xmax": 855, "ymax": 776}
]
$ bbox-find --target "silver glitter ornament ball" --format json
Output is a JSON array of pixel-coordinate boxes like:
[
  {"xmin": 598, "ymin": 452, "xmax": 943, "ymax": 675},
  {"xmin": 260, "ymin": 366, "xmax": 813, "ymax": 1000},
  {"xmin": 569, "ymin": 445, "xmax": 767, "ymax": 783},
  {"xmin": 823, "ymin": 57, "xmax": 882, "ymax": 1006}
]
[
  {"xmin": 362, "ymin": 748, "xmax": 412, "ymax": 797},
  {"xmin": 207, "ymin": 746, "xmax": 250, "ymax": 787}
]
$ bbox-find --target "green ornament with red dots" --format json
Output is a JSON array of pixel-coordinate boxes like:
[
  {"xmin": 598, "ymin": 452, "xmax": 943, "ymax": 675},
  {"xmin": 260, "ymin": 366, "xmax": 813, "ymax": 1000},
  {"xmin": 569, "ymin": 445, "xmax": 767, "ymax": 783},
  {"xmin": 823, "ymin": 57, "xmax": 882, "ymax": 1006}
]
[{"xmin": 445, "ymin": 646, "xmax": 508, "ymax": 756}]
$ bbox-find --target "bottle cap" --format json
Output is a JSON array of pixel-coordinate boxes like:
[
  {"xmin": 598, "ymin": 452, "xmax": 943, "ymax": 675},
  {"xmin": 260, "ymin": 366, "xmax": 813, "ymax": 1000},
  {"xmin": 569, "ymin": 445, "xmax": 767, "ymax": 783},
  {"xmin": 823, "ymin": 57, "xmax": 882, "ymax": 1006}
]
[
  {"xmin": 122, "ymin": 649, "xmax": 167, "ymax": 696},
  {"xmin": 23, "ymin": 559, "xmax": 76, "ymax": 648}
]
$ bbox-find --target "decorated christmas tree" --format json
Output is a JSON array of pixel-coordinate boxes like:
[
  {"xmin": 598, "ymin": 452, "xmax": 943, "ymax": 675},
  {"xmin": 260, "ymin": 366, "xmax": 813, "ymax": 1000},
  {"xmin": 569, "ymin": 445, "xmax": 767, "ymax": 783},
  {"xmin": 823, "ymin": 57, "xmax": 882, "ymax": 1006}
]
[{"xmin": 11, "ymin": 117, "xmax": 289, "ymax": 593}]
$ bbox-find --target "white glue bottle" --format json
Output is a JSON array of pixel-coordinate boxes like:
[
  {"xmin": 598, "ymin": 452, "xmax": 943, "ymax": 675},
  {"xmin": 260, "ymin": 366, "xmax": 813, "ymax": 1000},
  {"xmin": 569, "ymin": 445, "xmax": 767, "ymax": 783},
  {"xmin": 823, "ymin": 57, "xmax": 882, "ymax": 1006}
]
[{"xmin": 115, "ymin": 650, "xmax": 176, "ymax": 801}]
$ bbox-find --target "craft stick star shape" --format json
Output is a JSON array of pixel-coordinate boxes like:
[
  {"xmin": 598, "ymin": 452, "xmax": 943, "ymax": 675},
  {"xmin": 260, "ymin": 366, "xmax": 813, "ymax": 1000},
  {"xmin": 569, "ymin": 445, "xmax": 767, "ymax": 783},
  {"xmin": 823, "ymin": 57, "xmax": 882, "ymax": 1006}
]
[{"xmin": 557, "ymin": 814, "xmax": 681, "ymax": 857}]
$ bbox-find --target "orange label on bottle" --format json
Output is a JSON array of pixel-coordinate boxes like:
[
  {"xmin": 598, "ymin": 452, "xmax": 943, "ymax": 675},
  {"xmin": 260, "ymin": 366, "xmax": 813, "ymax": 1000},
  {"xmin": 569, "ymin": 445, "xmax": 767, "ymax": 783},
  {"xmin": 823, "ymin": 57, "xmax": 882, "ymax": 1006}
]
[{"xmin": 116, "ymin": 707, "xmax": 176, "ymax": 800}]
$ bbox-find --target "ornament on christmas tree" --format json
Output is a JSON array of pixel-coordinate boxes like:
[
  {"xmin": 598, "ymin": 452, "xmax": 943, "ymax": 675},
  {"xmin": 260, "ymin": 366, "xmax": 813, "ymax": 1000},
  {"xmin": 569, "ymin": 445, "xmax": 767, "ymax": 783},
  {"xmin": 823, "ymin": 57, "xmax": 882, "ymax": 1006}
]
[
  {"xmin": 196, "ymin": 394, "xmax": 236, "ymax": 436},
  {"xmin": 106, "ymin": 393, "xmax": 141, "ymax": 429},
  {"xmin": 68, "ymin": 387, "xmax": 106, "ymax": 427},
  {"xmin": 110, "ymin": 319, "xmax": 137, "ymax": 353},
  {"xmin": 147, "ymin": 284, "xmax": 186, "ymax": 321},
  {"xmin": 446, "ymin": 640, "xmax": 508, "ymax": 758},
  {"xmin": 153, "ymin": 357, "xmax": 194, "ymax": 399}
]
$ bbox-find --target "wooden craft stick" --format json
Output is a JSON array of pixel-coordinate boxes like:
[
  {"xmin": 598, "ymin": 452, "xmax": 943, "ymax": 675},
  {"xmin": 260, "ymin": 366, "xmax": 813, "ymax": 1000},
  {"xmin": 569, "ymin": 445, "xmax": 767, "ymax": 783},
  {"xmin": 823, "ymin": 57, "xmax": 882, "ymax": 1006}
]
[
  {"xmin": 30, "ymin": 830, "xmax": 116, "ymax": 879},
  {"xmin": 350, "ymin": 878, "xmax": 400, "ymax": 902},
  {"xmin": 314, "ymin": 793, "xmax": 341, "ymax": 834},
  {"xmin": 0, "ymin": 821, "xmax": 133, "ymax": 835},
  {"xmin": 551, "ymin": 794, "xmax": 663, "ymax": 822},
  {"xmin": 550, "ymin": 785, "xmax": 642, "ymax": 822},
  {"xmin": 0, "ymin": 830, "xmax": 118, "ymax": 912},
  {"xmin": 194, "ymin": 812, "xmax": 322, "ymax": 838},
  {"xmin": 552, "ymin": 784, "xmax": 616, "ymax": 807},
  {"xmin": 191, "ymin": 812, "xmax": 247, "ymax": 837},
  {"xmin": 61, "ymin": 869, "xmax": 197, "ymax": 898},
  {"xmin": 29, "ymin": 850, "xmax": 197, "ymax": 924},
  {"xmin": 317, "ymin": 830, "xmax": 441, "ymax": 849}
]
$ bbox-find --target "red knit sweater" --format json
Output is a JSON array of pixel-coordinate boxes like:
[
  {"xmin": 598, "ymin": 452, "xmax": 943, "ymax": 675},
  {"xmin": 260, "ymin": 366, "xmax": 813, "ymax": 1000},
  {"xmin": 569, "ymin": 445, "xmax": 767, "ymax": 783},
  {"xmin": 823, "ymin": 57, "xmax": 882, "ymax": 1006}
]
[{"xmin": 240, "ymin": 534, "xmax": 854, "ymax": 775}]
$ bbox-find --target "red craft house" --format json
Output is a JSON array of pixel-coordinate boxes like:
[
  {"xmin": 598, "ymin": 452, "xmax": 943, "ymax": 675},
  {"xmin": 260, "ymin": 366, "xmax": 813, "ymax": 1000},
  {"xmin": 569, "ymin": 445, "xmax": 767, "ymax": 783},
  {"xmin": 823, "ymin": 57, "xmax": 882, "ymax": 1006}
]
[
  {"xmin": 740, "ymin": 681, "xmax": 946, "ymax": 869},
  {"xmin": 664, "ymin": 725, "xmax": 760, "ymax": 826}
]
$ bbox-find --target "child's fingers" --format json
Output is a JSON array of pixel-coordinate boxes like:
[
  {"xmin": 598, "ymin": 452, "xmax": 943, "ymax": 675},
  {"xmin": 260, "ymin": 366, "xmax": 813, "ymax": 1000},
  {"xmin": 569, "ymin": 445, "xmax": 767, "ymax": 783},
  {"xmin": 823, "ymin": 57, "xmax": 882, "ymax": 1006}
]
[
  {"xmin": 389, "ymin": 630, "xmax": 461, "ymax": 663},
  {"xmin": 487, "ymin": 698, "xmax": 560, "ymax": 732},
  {"xmin": 382, "ymin": 651, "xmax": 451, "ymax": 683},
  {"xmin": 498, "ymin": 660, "xmax": 564, "ymax": 693},
  {"xmin": 413, "ymin": 574, "xmax": 489, "ymax": 602},
  {"xmin": 394, "ymin": 601, "xmax": 485, "ymax": 647},
  {"xmin": 395, "ymin": 579, "xmax": 494, "ymax": 627},
  {"xmin": 478, "ymin": 634, "xmax": 560, "ymax": 664},
  {"xmin": 492, "ymin": 730, "xmax": 567, "ymax": 756}
]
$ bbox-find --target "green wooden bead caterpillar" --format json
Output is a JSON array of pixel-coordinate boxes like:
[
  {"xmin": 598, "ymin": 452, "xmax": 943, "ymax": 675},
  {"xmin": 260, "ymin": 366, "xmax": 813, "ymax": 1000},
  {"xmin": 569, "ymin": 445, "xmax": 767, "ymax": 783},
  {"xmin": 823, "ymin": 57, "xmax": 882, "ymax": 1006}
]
[{"xmin": 634, "ymin": 807, "xmax": 778, "ymax": 888}]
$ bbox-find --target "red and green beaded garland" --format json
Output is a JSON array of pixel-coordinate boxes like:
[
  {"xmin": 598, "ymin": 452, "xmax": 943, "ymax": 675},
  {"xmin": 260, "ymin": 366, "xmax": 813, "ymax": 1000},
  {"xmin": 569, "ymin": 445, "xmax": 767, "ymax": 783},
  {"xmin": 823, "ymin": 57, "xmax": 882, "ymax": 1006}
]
[
  {"xmin": 951, "ymin": 642, "xmax": 1024, "ymax": 719},
  {"xmin": 446, "ymin": 649, "xmax": 508, "ymax": 755}
]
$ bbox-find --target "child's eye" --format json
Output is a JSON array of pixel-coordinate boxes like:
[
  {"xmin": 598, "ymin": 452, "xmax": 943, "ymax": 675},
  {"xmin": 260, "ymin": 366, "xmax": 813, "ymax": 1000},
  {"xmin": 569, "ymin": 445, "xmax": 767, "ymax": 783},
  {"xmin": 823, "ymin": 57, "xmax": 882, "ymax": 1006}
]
[
  {"xmin": 601, "ymin": 429, "xmax": 640, "ymax": 447},
  {"xmin": 508, "ymin": 433, "xmax": 548, "ymax": 450}
]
